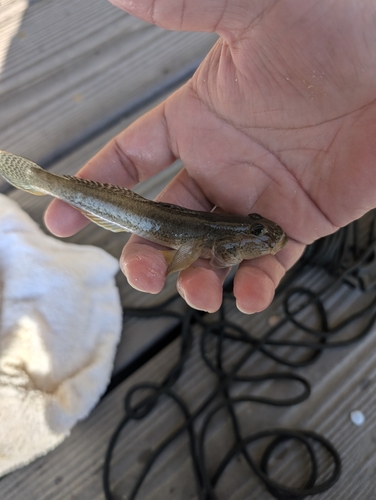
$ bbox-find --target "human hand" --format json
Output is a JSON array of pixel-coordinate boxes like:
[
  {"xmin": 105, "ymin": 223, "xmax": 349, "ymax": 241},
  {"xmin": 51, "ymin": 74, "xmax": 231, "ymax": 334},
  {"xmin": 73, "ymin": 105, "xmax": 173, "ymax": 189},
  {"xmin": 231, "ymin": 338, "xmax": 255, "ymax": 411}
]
[{"xmin": 45, "ymin": 0, "xmax": 376, "ymax": 313}]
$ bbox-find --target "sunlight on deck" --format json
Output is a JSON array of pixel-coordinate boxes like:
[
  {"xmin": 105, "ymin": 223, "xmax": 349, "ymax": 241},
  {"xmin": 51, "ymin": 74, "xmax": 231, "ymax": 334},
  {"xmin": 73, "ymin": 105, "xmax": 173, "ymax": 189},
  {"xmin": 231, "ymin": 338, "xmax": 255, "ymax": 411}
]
[{"xmin": 0, "ymin": 0, "xmax": 28, "ymax": 74}]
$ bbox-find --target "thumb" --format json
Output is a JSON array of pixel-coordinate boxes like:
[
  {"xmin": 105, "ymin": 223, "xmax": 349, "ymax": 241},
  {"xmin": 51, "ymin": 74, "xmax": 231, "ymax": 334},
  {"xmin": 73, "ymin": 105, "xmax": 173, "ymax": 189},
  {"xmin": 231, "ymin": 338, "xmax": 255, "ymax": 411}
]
[{"xmin": 108, "ymin": 0, "xmax": 269, "ymax": 36}]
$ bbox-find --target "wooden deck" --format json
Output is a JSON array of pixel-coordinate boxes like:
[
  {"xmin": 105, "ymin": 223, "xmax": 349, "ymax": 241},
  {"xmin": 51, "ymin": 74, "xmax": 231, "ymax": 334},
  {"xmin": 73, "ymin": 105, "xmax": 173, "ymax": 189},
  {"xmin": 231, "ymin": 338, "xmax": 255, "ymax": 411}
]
[{"xmin": 1, "ymin": 2, "xmax": 376, "ymax": 499}]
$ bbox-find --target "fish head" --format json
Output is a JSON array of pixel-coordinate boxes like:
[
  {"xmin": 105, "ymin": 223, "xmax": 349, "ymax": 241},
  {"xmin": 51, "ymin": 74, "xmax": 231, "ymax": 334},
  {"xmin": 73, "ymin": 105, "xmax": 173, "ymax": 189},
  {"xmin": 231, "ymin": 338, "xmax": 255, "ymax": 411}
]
[
  {"xmin": 210, "ymin": 214, "xmax": 288, "ymax": 269},
  {"xmin": 245, "ymin": 213, "xmax": 288, "ymax": 257},
  {"xmin": 238, "ymin": 213, "xmax": 288, "ymax": 258}
]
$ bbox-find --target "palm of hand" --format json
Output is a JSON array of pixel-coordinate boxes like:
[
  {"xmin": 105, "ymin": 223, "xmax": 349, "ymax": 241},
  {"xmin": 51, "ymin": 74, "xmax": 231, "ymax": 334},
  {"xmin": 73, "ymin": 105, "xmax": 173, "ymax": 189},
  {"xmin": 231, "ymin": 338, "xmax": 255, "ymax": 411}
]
[
  {"xmin": 45, "ymin": 0, "xmax": 376, "ymax": 313},
  {"xmin": 174, "ymin": 6, "xmax": 376, "ymax": 240}
]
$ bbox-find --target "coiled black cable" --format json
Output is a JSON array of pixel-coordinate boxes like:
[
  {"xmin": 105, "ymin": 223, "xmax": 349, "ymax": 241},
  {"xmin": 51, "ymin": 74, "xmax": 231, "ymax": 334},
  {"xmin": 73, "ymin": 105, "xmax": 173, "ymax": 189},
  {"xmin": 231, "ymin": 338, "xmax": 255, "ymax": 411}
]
[{"xmin": 103, "ymin": 210, "xmax": 376, "ymax": 499}]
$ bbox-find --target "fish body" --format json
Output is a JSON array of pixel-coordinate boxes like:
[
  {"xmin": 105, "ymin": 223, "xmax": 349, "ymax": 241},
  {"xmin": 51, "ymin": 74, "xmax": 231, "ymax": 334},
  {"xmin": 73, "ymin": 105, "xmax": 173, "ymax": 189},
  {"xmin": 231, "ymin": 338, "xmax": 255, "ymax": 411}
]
[{"xmin": 0, "ymin": 151, "xmax": 287, "ymax": 274}]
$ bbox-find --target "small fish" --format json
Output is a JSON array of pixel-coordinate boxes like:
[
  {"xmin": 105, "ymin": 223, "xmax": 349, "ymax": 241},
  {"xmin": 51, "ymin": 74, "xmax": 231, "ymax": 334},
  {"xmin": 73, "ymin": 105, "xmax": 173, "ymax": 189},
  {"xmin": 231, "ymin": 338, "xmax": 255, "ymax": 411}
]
[{"xmin": 0, "ymin": 151, "xmax": 287, "ymax": 274}]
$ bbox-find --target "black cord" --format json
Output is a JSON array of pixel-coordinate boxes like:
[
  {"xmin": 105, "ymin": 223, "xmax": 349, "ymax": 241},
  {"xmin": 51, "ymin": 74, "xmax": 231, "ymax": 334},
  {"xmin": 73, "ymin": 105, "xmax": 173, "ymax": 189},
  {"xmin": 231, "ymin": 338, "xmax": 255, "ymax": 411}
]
[{"xmin": 103, "ymin": 210, "xmax": 376, "ymax": 500}]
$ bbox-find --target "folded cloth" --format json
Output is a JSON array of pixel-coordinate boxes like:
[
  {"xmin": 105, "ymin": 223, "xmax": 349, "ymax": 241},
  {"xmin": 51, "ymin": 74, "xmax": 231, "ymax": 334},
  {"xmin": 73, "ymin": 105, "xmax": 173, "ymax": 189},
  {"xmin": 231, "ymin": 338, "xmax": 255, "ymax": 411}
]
[{"xmin": 0, "ymin": 195, "xmax": 122, "ymax": 476}]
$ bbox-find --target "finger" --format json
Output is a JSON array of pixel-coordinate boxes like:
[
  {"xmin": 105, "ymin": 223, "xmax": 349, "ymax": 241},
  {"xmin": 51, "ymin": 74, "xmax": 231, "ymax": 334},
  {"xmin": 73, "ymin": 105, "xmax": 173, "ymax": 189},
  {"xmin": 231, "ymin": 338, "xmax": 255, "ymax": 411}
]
[
  {"xmin": 45, "ymin": 100, "xmax": 177, "ymax": 236},
  {"xmin": 121, "ymin": 236, "xmax": 229, "ymax": 312},
  {"xmin": 44, "ymin": 199, "xmax": 88, "ymax": 238},
  {"xmin": 122, "ymin": 227, "xmax": 301, "ymax": 314},
  {"xmin": 177, "ymin": 262, "xmax": 230, "ymax": 313},
  {"xmin": 120, "ymin": 237, "xmax": 169, "ymax": 294},
  {"xmin": 234, "ymin": 240, "xmax": 305, "ymax": 314},
  {"xmin": 109, "ymin": 0, "xmax": 270, "ymax": 37}
]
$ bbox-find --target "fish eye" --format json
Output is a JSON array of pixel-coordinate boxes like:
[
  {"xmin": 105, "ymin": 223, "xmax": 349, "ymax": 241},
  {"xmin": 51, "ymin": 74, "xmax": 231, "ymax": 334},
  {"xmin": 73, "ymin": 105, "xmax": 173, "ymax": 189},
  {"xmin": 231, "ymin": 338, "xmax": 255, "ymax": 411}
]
[{"xmin": 250, "ymin": 223, "xmax": 266, "ymax": 236}]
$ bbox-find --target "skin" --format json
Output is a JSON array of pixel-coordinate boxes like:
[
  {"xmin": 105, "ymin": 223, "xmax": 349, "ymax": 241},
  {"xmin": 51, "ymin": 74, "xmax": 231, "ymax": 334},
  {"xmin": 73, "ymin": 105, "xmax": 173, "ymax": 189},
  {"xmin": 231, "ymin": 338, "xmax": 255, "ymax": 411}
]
[{"xmin": 45, "ymin": 0, "xmax": 376, "ymax": 314}]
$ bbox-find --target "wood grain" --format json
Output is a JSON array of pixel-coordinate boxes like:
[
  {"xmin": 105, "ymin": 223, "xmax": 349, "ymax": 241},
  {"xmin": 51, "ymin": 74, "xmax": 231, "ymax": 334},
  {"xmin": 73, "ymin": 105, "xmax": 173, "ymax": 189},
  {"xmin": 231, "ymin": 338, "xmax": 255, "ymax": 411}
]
[{"xmin": 0, "ymin": 0, "xmax": 216, "ymax": 176}]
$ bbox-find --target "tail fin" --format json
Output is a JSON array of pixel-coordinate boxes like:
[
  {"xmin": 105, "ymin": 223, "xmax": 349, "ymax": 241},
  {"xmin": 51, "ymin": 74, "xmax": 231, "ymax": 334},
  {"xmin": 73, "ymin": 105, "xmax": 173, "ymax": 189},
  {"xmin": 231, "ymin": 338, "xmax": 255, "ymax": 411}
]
[{"xmin": 0, "ymin": 151, "xmax": 47, "ymax": 196}]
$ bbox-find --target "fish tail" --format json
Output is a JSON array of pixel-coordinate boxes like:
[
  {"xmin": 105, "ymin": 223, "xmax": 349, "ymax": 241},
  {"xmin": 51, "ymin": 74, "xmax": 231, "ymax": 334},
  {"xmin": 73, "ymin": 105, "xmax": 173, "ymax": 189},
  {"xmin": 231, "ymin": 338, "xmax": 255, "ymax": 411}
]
[{"xmin": 0, "ymin": 151, "xmax": 48, "ymax": 196}]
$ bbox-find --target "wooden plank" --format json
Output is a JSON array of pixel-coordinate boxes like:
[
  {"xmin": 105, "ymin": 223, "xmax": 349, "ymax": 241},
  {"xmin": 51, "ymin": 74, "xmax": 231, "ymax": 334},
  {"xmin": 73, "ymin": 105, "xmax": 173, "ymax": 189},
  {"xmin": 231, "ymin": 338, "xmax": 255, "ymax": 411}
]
[
  {"xmin": 1, "ymin": 267, "xmax": 376, "ymax": 499},
  {"xmin": 0, "ymin": 0, "xmax": 216, "ymax": 171},
  {"xmin": 0, "ymin": 0, "xmax": 28, "ymax": 69}
]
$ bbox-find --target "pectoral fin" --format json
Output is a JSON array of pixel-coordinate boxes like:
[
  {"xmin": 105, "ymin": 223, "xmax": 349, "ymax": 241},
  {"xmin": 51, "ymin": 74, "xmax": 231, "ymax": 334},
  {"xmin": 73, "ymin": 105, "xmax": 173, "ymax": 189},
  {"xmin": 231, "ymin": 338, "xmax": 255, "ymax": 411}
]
[
  {"xmin": 162, "ymin": 241, "xmax": 203, "ymax": 275},
  {"xmin": 209, "ymin": 239, "xmax": 242, "ymax": 269},
  {"xmin": 209, "ymin": 254, "xmax": 230, "ymax": 269}
]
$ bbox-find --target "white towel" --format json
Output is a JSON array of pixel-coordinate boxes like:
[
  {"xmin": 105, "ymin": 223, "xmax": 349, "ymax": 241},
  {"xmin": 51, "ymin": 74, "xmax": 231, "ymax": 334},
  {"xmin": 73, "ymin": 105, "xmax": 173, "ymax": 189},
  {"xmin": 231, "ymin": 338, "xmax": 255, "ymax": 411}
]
[{"xmin": 0, "ymin": 194, "xmax": 122, "ymax": 476}]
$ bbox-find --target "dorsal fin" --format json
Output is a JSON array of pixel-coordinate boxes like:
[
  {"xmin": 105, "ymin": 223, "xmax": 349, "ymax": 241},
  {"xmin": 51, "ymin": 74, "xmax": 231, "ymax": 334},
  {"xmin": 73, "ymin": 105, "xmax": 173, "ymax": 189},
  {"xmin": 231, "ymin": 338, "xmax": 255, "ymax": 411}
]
[{"xmin": 62, "ymin": 176, "xmax": 137, "ymax": 196}]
